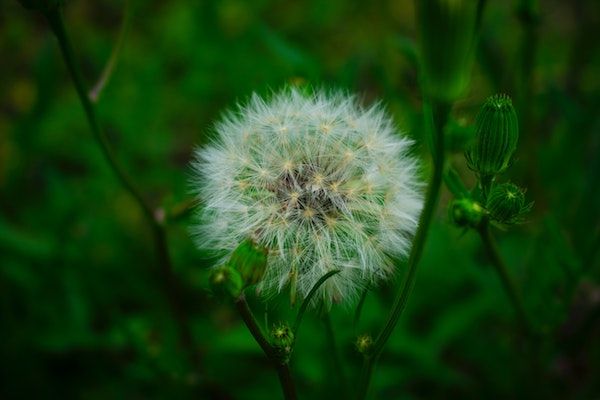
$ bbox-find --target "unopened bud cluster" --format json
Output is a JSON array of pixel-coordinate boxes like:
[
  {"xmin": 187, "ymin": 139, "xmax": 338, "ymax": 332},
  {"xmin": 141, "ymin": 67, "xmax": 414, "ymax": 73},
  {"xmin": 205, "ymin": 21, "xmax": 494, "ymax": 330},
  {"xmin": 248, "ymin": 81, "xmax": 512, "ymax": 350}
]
[{"xmin": 449, "ymin": 94, "xmax": 532, "ymax": 228}]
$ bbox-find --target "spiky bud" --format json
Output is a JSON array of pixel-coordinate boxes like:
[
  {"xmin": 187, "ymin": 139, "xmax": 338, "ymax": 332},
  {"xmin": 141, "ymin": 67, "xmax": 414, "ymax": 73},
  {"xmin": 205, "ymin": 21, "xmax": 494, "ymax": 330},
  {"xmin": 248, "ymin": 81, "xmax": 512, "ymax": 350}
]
[
  {"xmin": 466, "ymin": 94, "xmax": 519, "ymax": 179},
  {"xmin": 271, "ymin": 323, "xmax": 294, "ymax": 363},
  {"xmin": 209, "ymin": 265, "xmax": 243, "ymax": 301},
  {"xmin": 228, "ymin": 238, "xmax": 268, "ymax": 287},
  {"xmin": 355, "ymin": 334, "xmax": 373, "ymax": 355},
  {"xmin": 191, "ymin": 88, "xmax": 423, "ymax": 306},
  {"xmin": 486, "ymin": 183, "xmax": 532, "ymax": 224},
  {"xmin": 449, "ymin": 198, "xmax": 485, "ymax": 229},
  {"xmin": 417, "ymin": 0, "xmax": 478, "ymax": 101}
]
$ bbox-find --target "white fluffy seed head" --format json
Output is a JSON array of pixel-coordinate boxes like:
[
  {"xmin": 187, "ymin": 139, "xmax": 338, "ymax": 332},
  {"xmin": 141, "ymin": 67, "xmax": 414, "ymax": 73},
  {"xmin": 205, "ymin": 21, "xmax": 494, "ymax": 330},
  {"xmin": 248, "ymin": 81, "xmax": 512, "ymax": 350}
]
[{"xmin": 191, "ymin": 88, "xmax": 423, "ymax": 307}]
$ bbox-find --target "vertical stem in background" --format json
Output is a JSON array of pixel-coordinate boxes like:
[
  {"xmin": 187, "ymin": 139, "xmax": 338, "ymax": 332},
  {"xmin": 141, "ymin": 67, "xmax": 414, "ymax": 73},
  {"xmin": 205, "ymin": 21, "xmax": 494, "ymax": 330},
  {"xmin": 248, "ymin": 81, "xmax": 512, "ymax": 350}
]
[
  {"xmin": 43, "ymin": 6, "xmax": 197, "ymax": 370},
  {"xmin": 477, "ymin": 223, "xmax": 533, "ymax": 337},
  {"xmin": 235, "ymin": 295, "xmax": 297, "ymax": 400},
  {"xmin": 356, "ymin": 99, "xmax": 450, "ymax": 400},
  {"xmin": 477, "ymin": 223, "xmax": 543, "ymax": 398}
]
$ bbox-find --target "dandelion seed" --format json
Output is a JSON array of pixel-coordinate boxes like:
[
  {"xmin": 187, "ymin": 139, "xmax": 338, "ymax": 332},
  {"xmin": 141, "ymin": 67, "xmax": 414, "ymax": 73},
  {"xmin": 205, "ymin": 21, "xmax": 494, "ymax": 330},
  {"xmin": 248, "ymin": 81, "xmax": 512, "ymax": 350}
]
[{"xmin": 191, "ymin": 88, "xmax": 423, "ymax": 306}]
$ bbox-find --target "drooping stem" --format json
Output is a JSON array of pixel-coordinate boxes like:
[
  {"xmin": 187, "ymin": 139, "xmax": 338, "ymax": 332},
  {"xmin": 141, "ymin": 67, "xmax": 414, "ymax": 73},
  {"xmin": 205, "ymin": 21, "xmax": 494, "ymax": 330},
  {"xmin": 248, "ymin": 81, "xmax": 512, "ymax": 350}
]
[
  {"xmin": 235, "ymin": 295, "xmax": 297, "ymax": 400},
  {"xmin": 356, "ymin": 100, "xmax": 450, "ymax": 399},
  {"xmin": 43, "ymin": 6, "xmax": 196, "ymax": 369},
  {"xmin": 477, "ymin": 223, "xmax": 533, "ymax": 336}
]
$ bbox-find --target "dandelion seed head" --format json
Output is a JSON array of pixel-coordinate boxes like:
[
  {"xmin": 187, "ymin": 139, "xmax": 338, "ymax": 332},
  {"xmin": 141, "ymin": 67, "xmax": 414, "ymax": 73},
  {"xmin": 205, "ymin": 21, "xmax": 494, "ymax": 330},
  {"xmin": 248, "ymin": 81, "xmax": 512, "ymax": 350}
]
[{"xmin": 191, "ymin": 88, "xmax": 423, "ymax": 307}]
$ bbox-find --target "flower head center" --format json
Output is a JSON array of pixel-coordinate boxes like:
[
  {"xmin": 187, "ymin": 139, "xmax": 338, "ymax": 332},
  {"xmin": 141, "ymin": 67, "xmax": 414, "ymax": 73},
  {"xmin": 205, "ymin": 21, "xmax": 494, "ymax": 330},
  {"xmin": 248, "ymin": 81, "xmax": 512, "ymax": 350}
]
[{"xmin": 270, "ymin": 162, "xmax": 345, "ymax": 224}]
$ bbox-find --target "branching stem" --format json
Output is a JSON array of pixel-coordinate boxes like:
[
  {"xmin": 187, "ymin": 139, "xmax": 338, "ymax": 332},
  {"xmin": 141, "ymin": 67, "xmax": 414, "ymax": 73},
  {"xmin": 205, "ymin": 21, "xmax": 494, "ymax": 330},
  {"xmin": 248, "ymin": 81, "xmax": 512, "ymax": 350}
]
[
  {"xmin": 477, "ymin": 223, "xmax": 533, "ymax": 336},
  {"xmin": 43, "ymin": 5, "xmax": 197, "ymax": 372},
  {"xmin": 235, "ymin": 295, "xmax": 297, "ymax": 400}
]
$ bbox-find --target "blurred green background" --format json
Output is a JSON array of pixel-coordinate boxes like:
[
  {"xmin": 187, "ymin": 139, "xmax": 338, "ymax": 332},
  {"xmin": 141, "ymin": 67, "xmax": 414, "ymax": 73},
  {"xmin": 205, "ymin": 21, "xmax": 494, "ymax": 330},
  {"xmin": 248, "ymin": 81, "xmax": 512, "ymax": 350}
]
[{"xmin": 1, "ymin": 0, "xmax": 599, "ymax": 398}]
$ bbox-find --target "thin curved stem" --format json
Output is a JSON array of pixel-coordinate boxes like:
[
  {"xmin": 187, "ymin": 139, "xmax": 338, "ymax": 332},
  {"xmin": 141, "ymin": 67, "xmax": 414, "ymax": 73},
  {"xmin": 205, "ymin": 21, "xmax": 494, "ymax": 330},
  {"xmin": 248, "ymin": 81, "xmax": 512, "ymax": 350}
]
[
  {"xmin": 235, "ymin": 295, "xmax": 297, "ymax": 400},
  {"xmin": 43, "ymin": 6, "xmax": 197, "ymax": 370},
  {"xmin": 477, "ymin": 223, "xmax": 533, "ymax": 336},
  {"xmin": 353, "ymin": 286, "xmax": 370, "ymax": 336},
  {"xmin": 292, "ymin": 269, "xmax": 340, "ymax": 337},
  {"xmin": 89, "ymin": 0, "xmax": 131, "ymax": 102},
  {"xmin": 356, "ymin": 99, "xmax": 449, "ymax": 400}
]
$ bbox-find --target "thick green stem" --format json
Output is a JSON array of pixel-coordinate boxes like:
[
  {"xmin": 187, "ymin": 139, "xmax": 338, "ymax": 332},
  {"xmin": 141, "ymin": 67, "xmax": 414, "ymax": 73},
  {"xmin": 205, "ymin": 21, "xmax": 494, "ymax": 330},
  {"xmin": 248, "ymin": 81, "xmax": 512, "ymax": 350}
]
[
  {"xmin": 477, "ymin": 223, "xmax": 533, "ymax": 336},
  {"xmin": 44, "ymin": 6, "xmax": 196, "ymax": 369},
  {"xmin": 356, "ymin": 100, "xmax": 450, "ymax": 399},
  {"xmin": 235, "ymin": 295, "xmax": 297, "ymax": 400}
]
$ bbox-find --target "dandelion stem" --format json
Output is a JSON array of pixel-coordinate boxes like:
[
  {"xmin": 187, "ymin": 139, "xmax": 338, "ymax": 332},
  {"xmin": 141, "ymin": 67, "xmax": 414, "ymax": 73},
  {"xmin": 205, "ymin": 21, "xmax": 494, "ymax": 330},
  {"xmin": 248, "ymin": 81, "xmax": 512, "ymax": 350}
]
[
  {"xmin": 235, "ymin": 295, "xmax": 297, "ymax": 400},
  {"xmin": 43, "ymin": 5, "xmax": 198, "ymax": 373},
  {"xmin": 477, "ymin": 223, "xmax": 533, "ymax": 336},
  {"xmin": 356, "ymin": 99, "xmax": 450, "ymax": 399}
]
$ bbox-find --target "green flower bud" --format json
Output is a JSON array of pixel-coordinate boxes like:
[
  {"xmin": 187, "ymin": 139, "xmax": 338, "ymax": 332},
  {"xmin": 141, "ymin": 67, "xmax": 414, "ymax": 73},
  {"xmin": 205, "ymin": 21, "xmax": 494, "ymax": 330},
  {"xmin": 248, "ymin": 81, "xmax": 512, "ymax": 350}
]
[
  {"xmin": 486, "ymin": 183, "xmax": 532, "ymax": 224},
  {"xmin": 449, "ymin": 198, "xmax": 485, "ymax": 229},
  {"xmin": 271, "ymin": 323, "xmax": 294, "ymax": 363},
  {"xmin": 209, "ymin": 266, "xmax": 243, "ymax": 300},
  {"xmin": 417, "ymin": 0, "xmax": 478, "ymax": 101},
  {"xmin": 355, "ymin": 334, "xmax": 373, "ymax": 355},
  {"xmin": 228, "ymin": 238, "xmax": 268, "ymax": 287},
  {"xmin": 16, "ymin": 0, "xmax": 62, "ymax": 12},
  {"xmin": 466, "ymin": 94, "xmax": 519, "ymax": 179}
]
